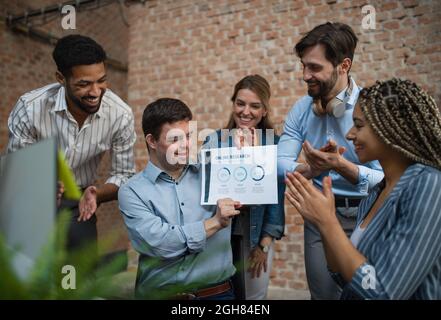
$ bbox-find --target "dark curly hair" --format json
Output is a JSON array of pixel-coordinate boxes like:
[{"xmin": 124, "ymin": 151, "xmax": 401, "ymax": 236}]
[
  {"xmin": 359, "ymin": 78, "xmax": 441, "ymax": 170},
  {"xmin": 52, "ymin": 34, "xmax": 107, "ymax": 77}
]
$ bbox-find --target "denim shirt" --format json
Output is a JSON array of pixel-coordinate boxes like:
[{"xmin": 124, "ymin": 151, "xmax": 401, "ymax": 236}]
[{"xmin": 202, "ymin": 129, "xmax": 285, "ymax": 248}]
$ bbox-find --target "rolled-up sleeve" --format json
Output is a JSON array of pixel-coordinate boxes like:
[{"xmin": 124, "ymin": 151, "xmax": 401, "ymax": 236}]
[
  {"xmin": 118, "ymin": 184, "xmax": 207, "ymax": 259},
  {"xmin": 106, "ymin": 111, "xmax": 136, "ymax": 187},
  {"xmin": 355, "ymin": 162, "xmax": 384, "ymax": 194}
]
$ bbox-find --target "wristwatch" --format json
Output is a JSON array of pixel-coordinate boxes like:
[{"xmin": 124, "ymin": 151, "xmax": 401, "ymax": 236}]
[{"xmin": 258, "ymin": 243, "xmax": 270, "ymax": 253}]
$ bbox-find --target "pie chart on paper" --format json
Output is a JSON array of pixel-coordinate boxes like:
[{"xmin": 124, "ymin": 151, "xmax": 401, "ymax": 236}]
[{"xmin": 251, "ymin": 165, "xmax": 265, "ymax": 181}]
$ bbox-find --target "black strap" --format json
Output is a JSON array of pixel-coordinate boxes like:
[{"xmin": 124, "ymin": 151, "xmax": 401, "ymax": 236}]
[{"xmin": 335, "ymin": 197, "xmax": 361, "ymax": 208}]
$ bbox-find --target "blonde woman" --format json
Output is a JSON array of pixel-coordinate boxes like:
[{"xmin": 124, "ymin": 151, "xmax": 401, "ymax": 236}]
[{"xmin": 203, "ymin": 75, "xmax": 285, "ymax": 299}]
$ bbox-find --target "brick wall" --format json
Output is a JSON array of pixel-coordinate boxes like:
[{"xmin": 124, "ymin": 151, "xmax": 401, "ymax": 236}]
[
  {"xmin": 127, "ymin": 0, "xmax": 441, "ymax": 291},
  {"xmin": 0, "ymin": 0, "xmax": 130, "ymax": 253},
  {"xmin": 2, "ymin": 0, "xmax": 440, "ymax": 293}
]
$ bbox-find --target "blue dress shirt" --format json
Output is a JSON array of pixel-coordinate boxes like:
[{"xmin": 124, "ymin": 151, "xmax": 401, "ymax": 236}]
[
  {"xmin": 278, "ymin": 77, "xmax": 384, "ymax": 197},
  {"xmin": 118, "ymin": 162, "xmax": 235, "ymax": 298}
]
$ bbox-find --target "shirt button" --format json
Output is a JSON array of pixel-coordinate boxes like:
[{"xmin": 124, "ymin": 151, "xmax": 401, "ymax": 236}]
[{"xmin": 181, "ymin": 202, "xmax": 184, "ymax": 206}]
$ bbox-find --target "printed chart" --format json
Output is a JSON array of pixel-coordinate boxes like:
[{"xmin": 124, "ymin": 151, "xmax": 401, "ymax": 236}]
[{"xmin": 201, "ymin": 145, "xmax": 278, "ymax": 205}]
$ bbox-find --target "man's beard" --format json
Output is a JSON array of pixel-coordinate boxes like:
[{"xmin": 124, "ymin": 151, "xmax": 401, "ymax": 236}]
[
  {"xmin": 307, "ymin": 67, "xmax": 338, "ymax": 100},
  {"xmin": 66, "ymin": 86, "xmax": 105, "ymax": 115}
]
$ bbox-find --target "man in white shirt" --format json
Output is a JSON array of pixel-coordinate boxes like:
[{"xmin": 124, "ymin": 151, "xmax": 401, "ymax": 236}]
[{"xmin": 6, "ymin": 34, "xmax": 136, "ymax": 252}]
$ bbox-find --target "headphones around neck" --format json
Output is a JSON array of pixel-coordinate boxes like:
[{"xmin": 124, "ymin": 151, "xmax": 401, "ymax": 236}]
[{"xmin": 312, "ymin": 77, "xmax": 354, "ymax": 118}]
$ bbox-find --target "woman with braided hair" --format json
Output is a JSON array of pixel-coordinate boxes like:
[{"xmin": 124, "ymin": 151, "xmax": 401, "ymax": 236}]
[{"xmin": 285, "ymin": 78, "xmax": 441, "ymax": 299}]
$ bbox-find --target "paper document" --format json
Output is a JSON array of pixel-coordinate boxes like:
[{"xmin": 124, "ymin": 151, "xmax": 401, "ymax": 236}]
[{"xmin": 201, "ymin": 145, "xmax": 278, "ymax": 205}]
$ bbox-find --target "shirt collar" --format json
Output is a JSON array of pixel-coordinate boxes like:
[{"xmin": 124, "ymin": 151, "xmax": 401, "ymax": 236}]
[
  {"xmin": 345, "ymin": 76, "xmax": 360, "ymax": 108},
  {"xmin": 53, "ymin": 85, "xmax": 68, "ymax": 112},
  {"xmin": 53, "ymin": 84, "xmax": 104, "ymax": 118},
  {"xmin": 95, "ymin": 95, "xmax": 105, "ymax": 118},
  {"xmin": 327, "ymin": 76, "xmax": 360, "ymax": 114},
  {"xmin": 143, "ymin": 161, "xmax": 200, "ymax": 184}
]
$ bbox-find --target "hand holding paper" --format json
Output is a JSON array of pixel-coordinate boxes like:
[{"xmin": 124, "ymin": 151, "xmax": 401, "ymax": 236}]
[
  {"xmin": 215, "ymin": 198, "xmax": 242, "ymax": 228},
  {"xmin": 201, "ymin": 145, "xmax": 278, "ymax": 205}
]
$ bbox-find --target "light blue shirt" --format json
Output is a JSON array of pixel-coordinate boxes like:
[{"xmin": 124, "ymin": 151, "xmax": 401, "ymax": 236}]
[
  {"xmin": 118, "ymin": 162, "xmax": 235, "ymax": 297},
  {"xmin": 278, "ymin": 78, "xmax": 384, "ymax": 197}
]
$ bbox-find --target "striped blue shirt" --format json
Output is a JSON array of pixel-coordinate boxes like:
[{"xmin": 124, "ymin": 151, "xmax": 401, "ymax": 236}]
[
  {"xmin": 334, "ymin": 163, "xmax": 441, "ymax": 299},
  {"xmin": 7, "ymin": 83, "xmax": 136, "ymax": 188}
]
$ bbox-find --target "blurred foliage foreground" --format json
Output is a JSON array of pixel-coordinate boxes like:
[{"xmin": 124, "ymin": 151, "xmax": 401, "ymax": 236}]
[
  {"xmin": 0, "ymin": 210, "xmax": 127, "ymax": 300},
  {"xmin": 0, "ymin": 209, "xmax": 240, "ymax": 300}
]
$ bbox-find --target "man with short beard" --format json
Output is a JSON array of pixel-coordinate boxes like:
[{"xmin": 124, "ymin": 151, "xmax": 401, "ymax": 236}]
[
  {"xmin": 277, "ymin": 22, "xmax": 384, "ymax": 299},
  {"xmin": 6, "ymin": 35, "xmax": 136, "ymax": 253}
]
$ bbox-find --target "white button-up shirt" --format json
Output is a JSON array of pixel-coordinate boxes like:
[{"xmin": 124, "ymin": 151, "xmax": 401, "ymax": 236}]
[{"xmin": 7, "ymin": 83, "xmax": 136, "ymax": 188}]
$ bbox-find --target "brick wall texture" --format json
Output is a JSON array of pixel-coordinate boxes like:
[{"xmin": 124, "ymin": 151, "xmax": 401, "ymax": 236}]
[
  {"xmin": 127, "ymin": 0, "xmax": 440, "ymax": 291},
  {"xmin": 1, "ymin": 0, "xmax": 440, "ymax": 292},
  {"xmin": 0, "ymin": 0, "xmax": 130, "ymax": 253}
]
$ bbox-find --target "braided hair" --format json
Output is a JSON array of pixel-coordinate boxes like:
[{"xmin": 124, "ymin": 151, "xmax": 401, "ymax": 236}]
[{"xmin": 358, "ymin": 78, "xmax": 441, "ymax": 170}]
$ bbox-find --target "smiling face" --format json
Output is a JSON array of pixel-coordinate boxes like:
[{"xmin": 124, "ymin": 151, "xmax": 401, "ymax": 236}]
[
  {"xmin": 147, "ymin": 120, "xmax": 191, "ymax": 173},
  {"xmin": 232, "ymin": 89, "xmax": 267, "ymax": 129},
  {"xmin": 300, "ymin": 44, "xmax": 340, "ymax": 100},
  {"xmin": 59, "ymin": 62, "xmax": 107, "ymax": 115},
  {"xmin": 346, "ymin": 103, "xmax": 389, "ymax": 163}
]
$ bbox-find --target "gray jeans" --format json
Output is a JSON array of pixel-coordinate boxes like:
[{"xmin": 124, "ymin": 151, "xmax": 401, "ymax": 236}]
[{"xmin": 304, "ymin": 207, "xmax": 357, "ymax": 300}]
